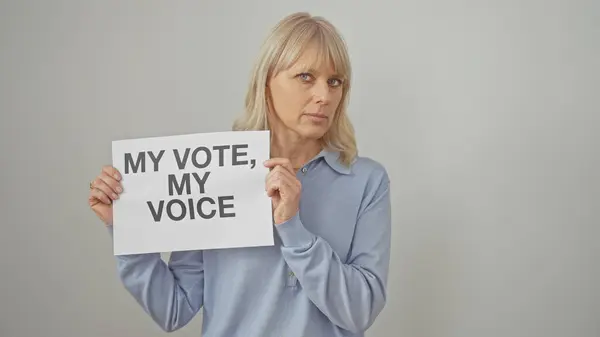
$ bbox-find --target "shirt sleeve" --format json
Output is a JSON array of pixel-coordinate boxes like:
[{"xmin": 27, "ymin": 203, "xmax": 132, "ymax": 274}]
[
  {"xmin": 107, "ymin": 227, "xmax": 205, "ymax": 332},
  {"xmin": 275, "ymin": 169, "xmax": 392, "ymax": 333}
]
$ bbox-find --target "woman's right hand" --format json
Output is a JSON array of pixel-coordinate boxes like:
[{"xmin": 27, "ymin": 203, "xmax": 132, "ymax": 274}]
[{"xmin": 88, "ymin": 165, "xmax": 123, "ymax": 226}]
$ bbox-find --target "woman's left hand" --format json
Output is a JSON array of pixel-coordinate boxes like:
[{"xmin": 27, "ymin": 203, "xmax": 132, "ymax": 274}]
[{"xmin": 264, "ymin": 158, "xmax": 301, "ymax": 225}]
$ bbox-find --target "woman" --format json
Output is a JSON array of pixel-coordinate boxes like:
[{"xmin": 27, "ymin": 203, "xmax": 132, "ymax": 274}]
[{"xmin": 88, "ymin": 12, "xmax": 391, "ymax": 337}]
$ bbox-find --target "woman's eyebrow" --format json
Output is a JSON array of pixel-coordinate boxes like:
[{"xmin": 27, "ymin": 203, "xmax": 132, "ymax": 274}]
[
  {"xmin": 294, "ymin": 65, "xmax": 344, "ymax": 78},
  {"xmin": 293, "ymin": 64, "xmax": 317, "ymax": 73}
]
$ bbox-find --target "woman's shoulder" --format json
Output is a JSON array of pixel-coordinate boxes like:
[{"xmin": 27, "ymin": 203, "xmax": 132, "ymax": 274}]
[
  {"xmin": 322, "ymin": 150, "xmax": 389, "ymax": 186},
  {"xmin": 346, "ymin": 155, "xmax": 391, "ymax": 208},
  {"xmin": 349, "ymin": 155, "xmax": 390, "ymax": 185}
]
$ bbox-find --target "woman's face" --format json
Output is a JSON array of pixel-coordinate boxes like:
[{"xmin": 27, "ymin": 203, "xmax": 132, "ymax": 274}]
[{"xmin": 267, "ymin": 44, "xmax": 344, "ymax": 141}]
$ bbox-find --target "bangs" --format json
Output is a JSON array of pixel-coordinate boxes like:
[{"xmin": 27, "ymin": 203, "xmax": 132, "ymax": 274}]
[{"xmin": 270, "ymin": 22, "xmax": 350, "ymax": 81}]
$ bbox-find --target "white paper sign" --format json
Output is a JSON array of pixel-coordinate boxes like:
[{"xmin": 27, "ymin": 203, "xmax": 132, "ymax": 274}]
[{"xmin": 111, "ymin": 130, "xmax": 274, "ymax": 255}]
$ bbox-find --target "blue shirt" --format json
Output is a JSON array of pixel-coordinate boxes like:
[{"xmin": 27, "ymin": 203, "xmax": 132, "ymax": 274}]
[{"xmin": 108, "ymin": 149, "xmax": 392, "ymax": 337}]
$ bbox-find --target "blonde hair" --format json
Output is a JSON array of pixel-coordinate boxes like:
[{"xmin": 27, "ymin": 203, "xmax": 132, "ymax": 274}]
[{"xmin": 232, "ymin": 12, "xmax": 357, "ymax": 166}]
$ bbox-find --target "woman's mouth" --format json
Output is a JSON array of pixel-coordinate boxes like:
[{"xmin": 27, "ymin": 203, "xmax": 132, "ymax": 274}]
[{"xmin": 303, "ymin": 113, "xmax": 328, "ymax": 120}]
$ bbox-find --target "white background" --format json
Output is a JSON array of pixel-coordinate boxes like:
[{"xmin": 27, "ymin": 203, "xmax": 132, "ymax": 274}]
[{"xmin": 0, "ymin": 1, "xmax": 598, "ymax": 336}]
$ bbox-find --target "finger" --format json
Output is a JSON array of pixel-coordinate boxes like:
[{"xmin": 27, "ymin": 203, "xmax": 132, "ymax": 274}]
[
  {"xmin": 102, "ymin": 165, "xmax": 122, "ymax": 181},
  {"xmin": 265, "ymin": 171, "xmax": 284, "ymax": 197},
  {"xmin": 98, "ymin": 171, "xmax": 123, "ymax": 194},
  {"xmin": 92, "ymin": 177, "xmax": 119, "ymax": 200},
  {"xmin": 273, "ymin": 169, "xmax": 298, "ymax": 188},
  {"xmin": 265, "ymin": 167, "xmax": 288, "ymax": 187},
  {"xmin": 265, "ymin": 170, "xmax": 282, "ymax": 195},
  {"xmin": 266, "ymin": 181, "xmax": 279, "ymax": 197},
  {"xmin": 266, "ymin": 165, "xmax": 296, "ymax": 182},
  {"xmin": 279, "ymin": 167, "xmax": 301, "ymax": 189},
  {"xmin": 277, "ymin": 175, "xmax": 299, "ymax": 198},
  {"xmin": 89, "ymin": 188, "xmax": 112, "ymax": 205},
  {"xmin": 264, "ymin": 158, "xmax": 294, "ymax": 175},
  {"xmin": 266, "ymin": 170, "xmax": 298, "ymax": 196}
]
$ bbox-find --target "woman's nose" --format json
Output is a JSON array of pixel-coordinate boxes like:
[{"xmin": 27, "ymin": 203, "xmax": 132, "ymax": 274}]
[{"xmin": 312, "ymin": 81, "xmax": 331, "ymax": 103}]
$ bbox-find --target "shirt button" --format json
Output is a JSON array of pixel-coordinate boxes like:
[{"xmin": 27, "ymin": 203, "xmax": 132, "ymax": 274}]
[{"xmin": 301, "ymin": 167, "xmax": 307, "ymax": 174}]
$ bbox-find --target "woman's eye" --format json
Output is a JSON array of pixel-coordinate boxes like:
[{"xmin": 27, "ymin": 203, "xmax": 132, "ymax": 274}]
[
  {"xmin": 298, "ymin": 73, "xmax": 312, "ymax": 81},
  {"xmin": 328, "ymin": 78, "xmax": 343, "ymax": 87}
]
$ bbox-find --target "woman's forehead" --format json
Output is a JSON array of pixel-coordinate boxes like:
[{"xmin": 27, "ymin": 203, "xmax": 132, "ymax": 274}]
[{"xmin": 287, "ymin": 45, "xmax": 342, "ymax": 76}]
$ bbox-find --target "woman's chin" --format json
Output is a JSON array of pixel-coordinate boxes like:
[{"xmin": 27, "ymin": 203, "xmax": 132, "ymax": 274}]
[{"xmin": 297, "ymin": 126, "xmax": 329, "ymax": 140}]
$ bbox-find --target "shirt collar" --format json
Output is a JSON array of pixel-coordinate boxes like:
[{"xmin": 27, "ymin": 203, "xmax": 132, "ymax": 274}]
[{"xmin": 314, "ymin": 149, "xmax": 352, "ymax": 175}]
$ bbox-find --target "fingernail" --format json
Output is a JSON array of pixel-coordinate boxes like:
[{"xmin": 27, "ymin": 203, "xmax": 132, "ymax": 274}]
[
  {"xmin": 115, "ymin": 174, "xmax": 121, "ymax": 180},
  {"xmin": 116, "ymin": 187, "xmax": 122, "ymax": 193},
  {"xmin": 112, "ymin": 193, "xmax": 118, "ymax": 199}
]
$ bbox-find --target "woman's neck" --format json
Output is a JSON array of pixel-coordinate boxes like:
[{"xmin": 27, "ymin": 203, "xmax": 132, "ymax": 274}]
[{"xmin": 270, "ymin": 132, "xmax": 322, "ymax": 170}]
